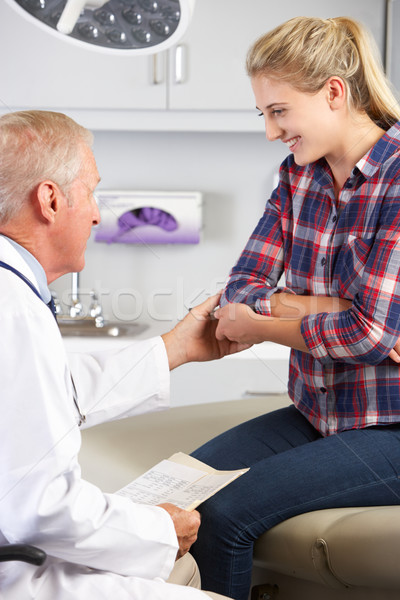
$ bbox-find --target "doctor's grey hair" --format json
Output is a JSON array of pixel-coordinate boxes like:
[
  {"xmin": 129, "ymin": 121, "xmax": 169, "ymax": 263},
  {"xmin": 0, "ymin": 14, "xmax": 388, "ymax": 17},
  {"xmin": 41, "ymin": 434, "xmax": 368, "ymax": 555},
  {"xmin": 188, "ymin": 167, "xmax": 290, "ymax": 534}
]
[
  {"xmin": 246, "ymin": 16, "xmax": 400, "ymax": 131},
  {"xmin": 0, "ymin": 110, "xmax": 93, "ymax": 224}
]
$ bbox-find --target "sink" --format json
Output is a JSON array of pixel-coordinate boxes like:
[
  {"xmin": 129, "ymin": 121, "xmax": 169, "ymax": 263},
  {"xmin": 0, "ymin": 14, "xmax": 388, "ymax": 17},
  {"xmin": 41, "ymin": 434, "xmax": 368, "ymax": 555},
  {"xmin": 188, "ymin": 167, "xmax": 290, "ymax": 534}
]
[{"xmin": 58, "ymin": 318, "xmax": 148, "ymax": 338}]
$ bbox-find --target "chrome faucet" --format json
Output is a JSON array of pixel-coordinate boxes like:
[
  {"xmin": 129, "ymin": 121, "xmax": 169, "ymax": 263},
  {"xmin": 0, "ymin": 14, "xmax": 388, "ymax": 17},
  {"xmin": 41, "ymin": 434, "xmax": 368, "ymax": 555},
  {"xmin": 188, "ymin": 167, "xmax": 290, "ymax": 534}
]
[
  {"xmin": 89, "ymin": 290, "xmax": 104, "ymax": 328},
  {"xmin": 50, "ymin": 272, "xmax": 104, "ymax": 327},
  {"xmin": 69, "ymin": 272, "xmax": 84, "ymax": 318},
  {"xmin": 51, "ymin": 291, "xmax": 62, "ymax": 316}
]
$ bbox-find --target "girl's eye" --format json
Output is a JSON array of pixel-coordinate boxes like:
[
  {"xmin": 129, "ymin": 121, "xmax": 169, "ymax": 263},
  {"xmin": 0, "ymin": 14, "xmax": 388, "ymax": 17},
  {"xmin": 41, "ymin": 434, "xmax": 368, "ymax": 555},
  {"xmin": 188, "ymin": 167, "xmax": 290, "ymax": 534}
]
[
  {"xmin": 271, "ymin": 109, "xmax": 283, "ymax": 116},
  {"xmin": 258, "ymin": 112, "xmax": 264, "ymax": 117}
]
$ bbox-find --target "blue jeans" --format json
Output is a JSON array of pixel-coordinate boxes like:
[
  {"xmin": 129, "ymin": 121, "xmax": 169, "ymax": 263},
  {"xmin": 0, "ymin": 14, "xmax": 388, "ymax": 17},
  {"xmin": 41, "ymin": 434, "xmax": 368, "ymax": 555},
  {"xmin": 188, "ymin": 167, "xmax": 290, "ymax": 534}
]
[{"xmin": 190, "ymin": 405, "xmax": 400, "ymax": 600}]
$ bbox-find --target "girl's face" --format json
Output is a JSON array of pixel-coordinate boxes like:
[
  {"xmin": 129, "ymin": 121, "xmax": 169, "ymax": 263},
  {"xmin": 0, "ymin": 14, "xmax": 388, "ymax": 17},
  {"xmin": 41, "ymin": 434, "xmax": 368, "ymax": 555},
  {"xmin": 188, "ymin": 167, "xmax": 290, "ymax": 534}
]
[{"xmin": 252, "ymin": 74, "xmax": 341, "ymax": 167}]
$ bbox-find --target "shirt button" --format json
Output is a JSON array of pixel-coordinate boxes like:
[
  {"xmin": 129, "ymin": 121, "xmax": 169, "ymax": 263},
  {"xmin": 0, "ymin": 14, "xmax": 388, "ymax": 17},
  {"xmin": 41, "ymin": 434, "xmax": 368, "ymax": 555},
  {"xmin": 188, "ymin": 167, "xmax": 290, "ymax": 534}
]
[
  {"xmin": 320, "ymin": 387, "xmax": 327, "ymax": 393},
  {"xmin": 332, "ymin": 215, "xmax": 337, "ymax": 223},
  {"xmin": 321, "ymin": 258, "xmax": 327, "ymax": 266}
]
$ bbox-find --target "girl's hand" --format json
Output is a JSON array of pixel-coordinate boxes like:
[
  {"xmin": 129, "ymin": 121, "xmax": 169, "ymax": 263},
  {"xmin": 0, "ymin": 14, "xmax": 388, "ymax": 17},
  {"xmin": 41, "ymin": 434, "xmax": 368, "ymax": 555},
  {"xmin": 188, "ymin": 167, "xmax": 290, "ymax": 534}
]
[
  {"xmin": 214, "ymin": 302, "xmax": 268, "ymax": 345},
  {"xmin": 388, "ymin": 340, "xmax": 400, "ymax": 364}
]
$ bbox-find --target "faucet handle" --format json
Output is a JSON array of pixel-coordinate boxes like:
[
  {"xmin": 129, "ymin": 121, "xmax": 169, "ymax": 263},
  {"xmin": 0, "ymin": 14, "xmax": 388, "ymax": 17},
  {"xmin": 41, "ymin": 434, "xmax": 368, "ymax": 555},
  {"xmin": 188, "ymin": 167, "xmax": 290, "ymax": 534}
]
[
  {"xmin": 89, "ymin": 290, "xmax": 101, "ymax": 315},
  {"xmin": 69, "ymin": 300, "xmax": 84, "ymax": 318},
  {"xmin": 89, "ymin": 290, "xmax": 104, "ymax": 327},
  {"xmin": 50, "ymin": 291, "xmax": 62, "ymax": 315}
]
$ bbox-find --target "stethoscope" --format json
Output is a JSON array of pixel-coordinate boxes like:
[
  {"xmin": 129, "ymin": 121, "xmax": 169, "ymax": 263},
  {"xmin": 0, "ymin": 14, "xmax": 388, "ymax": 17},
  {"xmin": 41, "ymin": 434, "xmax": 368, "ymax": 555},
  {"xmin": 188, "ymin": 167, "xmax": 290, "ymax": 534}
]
[{"xmin": 0, "ymin": 260, "xmax": 86, "ymax": 426}]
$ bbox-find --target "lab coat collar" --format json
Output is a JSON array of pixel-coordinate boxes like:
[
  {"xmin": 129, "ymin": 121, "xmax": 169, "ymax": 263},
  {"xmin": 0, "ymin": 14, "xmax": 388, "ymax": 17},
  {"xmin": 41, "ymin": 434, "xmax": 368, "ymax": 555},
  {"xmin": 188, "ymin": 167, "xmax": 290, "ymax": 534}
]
[{"xmin": 0, "ymin": 235, "xmax": 51, "ymax": 303}]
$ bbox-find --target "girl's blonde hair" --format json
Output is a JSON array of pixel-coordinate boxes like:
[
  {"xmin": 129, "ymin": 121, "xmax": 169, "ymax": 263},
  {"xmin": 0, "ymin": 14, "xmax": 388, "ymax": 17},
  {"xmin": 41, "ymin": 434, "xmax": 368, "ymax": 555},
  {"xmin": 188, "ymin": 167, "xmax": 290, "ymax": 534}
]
[
  {"xmin": 246, "ymin": 16, "xmax": 400, "ymax": 130},
  {"xmin": 0, "ymin": 110, "xmax": 93, "ymax": 224}
]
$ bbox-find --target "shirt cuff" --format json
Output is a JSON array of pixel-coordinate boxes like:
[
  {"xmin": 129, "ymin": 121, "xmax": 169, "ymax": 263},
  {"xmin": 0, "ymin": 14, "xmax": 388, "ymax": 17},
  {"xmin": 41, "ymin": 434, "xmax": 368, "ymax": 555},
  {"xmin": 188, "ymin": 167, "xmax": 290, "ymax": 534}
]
[
  {"xmin": 254, "ymin": 286, "xmax": 296, "ymax": 316},
  {"xmin": 301, "ymin": 312, "xmax": 332, "ymax": 363}
]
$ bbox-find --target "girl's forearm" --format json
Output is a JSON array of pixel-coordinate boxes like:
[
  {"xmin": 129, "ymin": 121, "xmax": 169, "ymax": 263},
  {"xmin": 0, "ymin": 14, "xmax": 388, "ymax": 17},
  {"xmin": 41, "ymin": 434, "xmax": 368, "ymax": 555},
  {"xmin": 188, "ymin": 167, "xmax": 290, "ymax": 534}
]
[{"xmin": 270, "ymin": 292, "xmax": 352, "ymax": 319}]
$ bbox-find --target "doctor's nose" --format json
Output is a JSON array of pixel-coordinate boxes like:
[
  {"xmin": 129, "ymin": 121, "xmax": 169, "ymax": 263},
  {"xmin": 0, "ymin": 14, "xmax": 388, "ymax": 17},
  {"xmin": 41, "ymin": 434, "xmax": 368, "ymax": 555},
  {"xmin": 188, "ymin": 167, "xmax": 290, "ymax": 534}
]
[{"xmin": 92, "ymin": 199, "xmax": 101, "ymax": 226}]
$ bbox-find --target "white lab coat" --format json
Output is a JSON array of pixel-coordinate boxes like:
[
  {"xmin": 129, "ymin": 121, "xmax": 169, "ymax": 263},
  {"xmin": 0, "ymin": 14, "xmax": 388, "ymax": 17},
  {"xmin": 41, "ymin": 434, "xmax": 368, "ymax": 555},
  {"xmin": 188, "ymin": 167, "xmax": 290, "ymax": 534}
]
[{"xmin": 0, "ymin": 237, "xmax": 208, "ymax": 600}]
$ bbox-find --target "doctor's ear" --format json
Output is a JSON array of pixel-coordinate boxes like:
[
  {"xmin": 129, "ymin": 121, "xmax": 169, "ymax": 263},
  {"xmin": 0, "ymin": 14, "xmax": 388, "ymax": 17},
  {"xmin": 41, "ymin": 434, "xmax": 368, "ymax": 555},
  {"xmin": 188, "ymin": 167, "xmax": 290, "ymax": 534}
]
[{"xmin": 36, "ymin": 180, "xmax": 64, "ymax": 224}]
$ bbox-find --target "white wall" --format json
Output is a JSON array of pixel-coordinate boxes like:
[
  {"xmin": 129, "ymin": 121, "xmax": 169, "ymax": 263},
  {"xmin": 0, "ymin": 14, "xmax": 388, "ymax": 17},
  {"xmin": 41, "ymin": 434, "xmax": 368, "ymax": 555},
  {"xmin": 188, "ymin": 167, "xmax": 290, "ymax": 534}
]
[{"xmin": 51, "ymin": 129, "xmax": 288, "ymax": 332}]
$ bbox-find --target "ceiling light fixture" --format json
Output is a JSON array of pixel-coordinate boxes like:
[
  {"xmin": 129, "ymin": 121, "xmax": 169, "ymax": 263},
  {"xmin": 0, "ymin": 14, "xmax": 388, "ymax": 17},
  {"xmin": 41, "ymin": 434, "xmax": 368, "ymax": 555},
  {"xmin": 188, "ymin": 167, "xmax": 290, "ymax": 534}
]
[{"xmin": 4, "ymin": 0, "xmax": 196, "ymax": 54}]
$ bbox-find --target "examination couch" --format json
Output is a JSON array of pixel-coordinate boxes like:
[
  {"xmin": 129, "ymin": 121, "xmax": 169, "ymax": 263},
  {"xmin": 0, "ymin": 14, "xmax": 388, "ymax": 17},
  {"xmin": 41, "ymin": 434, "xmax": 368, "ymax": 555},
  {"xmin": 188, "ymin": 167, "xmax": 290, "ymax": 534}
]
[
  {"xmin": 251, "ymin": 505, "xmax": 400, "ymax": 600},
  {"xmin": 75, "ymin": 395, "xmax": 399, "ymax": 600}
]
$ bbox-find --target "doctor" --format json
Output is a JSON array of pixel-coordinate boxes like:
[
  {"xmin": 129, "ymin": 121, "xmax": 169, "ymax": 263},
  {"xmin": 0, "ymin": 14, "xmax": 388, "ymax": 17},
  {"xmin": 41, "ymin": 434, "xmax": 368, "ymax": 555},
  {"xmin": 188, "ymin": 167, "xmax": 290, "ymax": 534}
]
[{"xmin": 0, "ymin": 110, "xmax": 243, "ymax": 600}]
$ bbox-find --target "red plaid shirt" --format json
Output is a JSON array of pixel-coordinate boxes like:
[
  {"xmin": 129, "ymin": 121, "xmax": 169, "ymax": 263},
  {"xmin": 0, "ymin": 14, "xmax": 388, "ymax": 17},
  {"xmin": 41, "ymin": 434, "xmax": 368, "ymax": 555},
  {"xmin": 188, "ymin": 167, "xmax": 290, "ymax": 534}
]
[{"xmin": 222, "ymin": 122, "xmax": 400, "ymax": 435}]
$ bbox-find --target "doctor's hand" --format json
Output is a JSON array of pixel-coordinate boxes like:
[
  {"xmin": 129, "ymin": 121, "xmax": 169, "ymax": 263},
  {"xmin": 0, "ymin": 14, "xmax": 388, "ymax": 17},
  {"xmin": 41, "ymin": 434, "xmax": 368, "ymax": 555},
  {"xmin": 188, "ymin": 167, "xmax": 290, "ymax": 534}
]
[
  {"xmin": 161, "ymin": 293, "xmax": 251, "ymax": 370},
  {"xmin": 159, "ymin": 503, "xmax": 201, "ymax": 559}
]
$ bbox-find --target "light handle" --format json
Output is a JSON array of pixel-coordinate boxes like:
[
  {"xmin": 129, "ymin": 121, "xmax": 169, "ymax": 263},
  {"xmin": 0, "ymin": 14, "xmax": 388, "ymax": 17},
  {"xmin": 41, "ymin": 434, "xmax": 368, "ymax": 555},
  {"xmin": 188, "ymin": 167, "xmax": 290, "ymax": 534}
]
[{"xmin": 57, "ymin": 0, "xmax": 108, "ymax": 34}]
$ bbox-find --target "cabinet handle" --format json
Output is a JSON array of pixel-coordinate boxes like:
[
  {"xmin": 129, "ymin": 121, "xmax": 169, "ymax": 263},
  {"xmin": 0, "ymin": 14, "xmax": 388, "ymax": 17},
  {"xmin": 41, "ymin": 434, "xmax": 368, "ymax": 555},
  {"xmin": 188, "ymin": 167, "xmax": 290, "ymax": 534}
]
[
  {"xmin": 152, "ymin": 53, "xmax": 164, "ymax": 85},
  {"xmin": 174, "ymin": 44, "xmax": 186, "ymax": 84}
]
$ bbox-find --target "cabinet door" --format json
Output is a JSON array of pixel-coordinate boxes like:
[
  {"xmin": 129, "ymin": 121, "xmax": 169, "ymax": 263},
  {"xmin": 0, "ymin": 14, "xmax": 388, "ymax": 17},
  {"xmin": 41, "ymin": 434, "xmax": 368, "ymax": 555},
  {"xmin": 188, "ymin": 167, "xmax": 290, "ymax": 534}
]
[
  {"xmin": 387, "ymin": 0, "xmax": 400, "ymax": 92},
  {"xmin": 0, "ymin": 2, "xmax": 167, "ymax": 110},
  {"xmin": 168, "ymin": 0, "xmax": 387, "ymax": 111}
]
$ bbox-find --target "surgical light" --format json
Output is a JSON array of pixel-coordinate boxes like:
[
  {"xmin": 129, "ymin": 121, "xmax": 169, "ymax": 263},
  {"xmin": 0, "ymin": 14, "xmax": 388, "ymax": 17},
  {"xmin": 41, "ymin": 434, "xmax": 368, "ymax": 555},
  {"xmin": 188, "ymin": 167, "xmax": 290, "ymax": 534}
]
[{"xmin": 4, "ymin": 0, "xmax": 196, "ymax": 54}]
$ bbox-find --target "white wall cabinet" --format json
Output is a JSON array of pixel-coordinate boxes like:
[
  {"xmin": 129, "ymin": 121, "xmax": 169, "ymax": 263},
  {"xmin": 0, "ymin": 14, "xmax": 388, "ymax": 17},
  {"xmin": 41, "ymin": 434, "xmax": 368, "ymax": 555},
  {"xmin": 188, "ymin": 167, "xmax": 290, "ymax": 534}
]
[
  {"xmin": 62, "ymin": 335, "xmax": 291, "ymax": 407},
  {"xmin": 0, "ymin": 0, "xmax": 387, "ymax": 130},
  {"xmin": 170, "ymin": 344, "xmax": 291, "ymax": 407},
  {"xmin": 167, "ymin": 0, "xmax": 386, "ymax": 112},
  {"xmin": 0, "ymin": 1, "xmax": 168, "ymax": 111}
]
